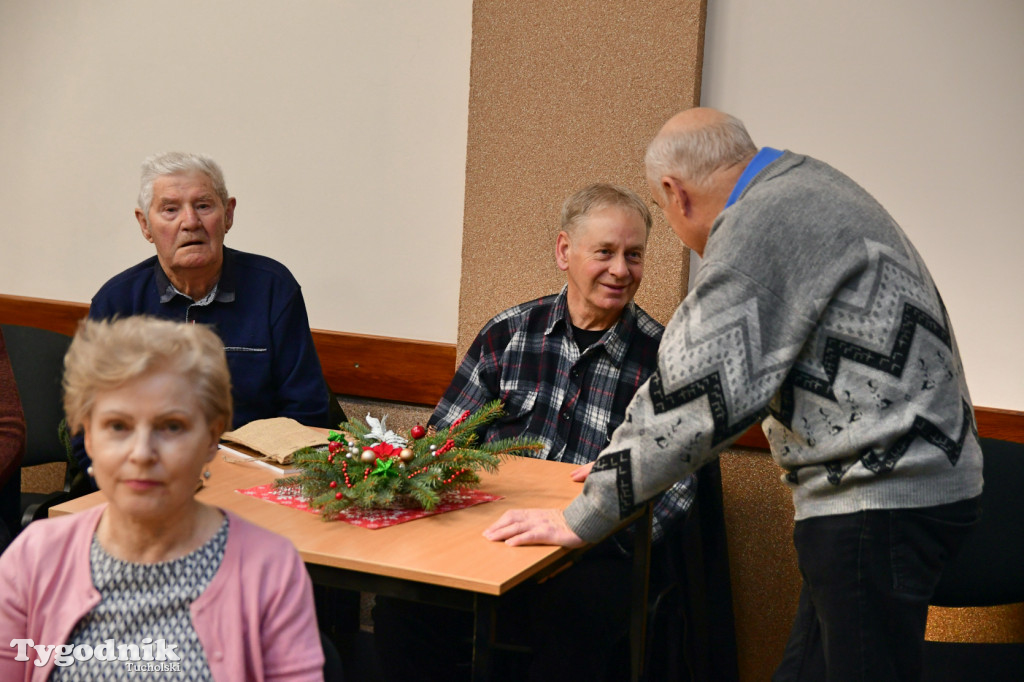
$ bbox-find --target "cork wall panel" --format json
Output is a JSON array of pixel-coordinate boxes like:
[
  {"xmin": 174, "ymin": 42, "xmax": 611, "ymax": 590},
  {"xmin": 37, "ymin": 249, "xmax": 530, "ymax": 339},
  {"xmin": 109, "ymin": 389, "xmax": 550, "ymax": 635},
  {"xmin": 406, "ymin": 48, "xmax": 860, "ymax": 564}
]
[{"xmin": 459, "ymin": 0, "xmax": 707, "ymax": 357}]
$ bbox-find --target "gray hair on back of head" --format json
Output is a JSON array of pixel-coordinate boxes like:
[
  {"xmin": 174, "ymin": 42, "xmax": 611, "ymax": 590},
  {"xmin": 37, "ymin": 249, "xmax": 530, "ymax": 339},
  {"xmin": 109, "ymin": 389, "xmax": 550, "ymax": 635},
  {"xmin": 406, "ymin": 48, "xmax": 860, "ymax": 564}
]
[
  {"xmin": 137, "ymin": 152, "xmax": 230, "ymax": 214},
  {"xmin": 560, "ymin": 183, "xmax": 653, "ymax": 238},
  {"xmin": 644, "ymin": 112, "xmax": 756, "ymax": 196}
]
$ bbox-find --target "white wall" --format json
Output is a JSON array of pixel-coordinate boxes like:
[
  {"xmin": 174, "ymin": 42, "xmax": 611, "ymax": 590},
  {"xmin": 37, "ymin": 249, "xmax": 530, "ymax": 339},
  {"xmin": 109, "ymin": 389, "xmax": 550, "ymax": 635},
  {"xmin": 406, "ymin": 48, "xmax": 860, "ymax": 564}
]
[
  {"xmin": 0, "ymin": 0, "xmax": 472, "ymax": 342},
  {"xmin": 1, "ymin": 0, "xmax": 1020, "ymax": 410},
  {"xmin": 700, "ymin": 0, "xmax": 1023, "ymax": 410}
]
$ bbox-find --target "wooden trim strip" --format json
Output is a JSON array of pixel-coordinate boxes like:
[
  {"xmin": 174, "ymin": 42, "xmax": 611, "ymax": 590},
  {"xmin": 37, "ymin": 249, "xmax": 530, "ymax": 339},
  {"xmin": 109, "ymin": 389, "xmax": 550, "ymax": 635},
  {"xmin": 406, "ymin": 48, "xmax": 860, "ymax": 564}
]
[
  {"xmin": 0, "ymin": 293, "xmax": 87, "ymax": 336},
  {"xmin": 0, "ymin": 293, "xmax": 455, "ymax": 406},
  {"xmin": 1, "ymin": 293, "xmax": 1021, "ymax": 437},
  {"xmin": 311, "ymin": 328, "xmax": 455, "ymax": 406}
]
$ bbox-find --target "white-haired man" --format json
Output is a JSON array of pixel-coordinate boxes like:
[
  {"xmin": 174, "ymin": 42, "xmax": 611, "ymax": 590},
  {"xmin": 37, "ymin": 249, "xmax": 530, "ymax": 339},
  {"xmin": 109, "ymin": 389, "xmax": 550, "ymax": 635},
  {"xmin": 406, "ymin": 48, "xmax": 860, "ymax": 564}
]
[
  {"xmin": 75, "ymin": 152, "xmax": 331, "ymax": 475},
  {"xmin": 487, "ymin": 109, "xmax": 983, "ymax": 682}
]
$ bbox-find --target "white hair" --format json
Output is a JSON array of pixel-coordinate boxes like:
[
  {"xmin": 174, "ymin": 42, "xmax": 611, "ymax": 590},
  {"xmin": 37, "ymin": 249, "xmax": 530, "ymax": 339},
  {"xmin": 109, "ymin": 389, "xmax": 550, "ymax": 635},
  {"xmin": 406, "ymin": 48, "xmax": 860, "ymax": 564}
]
[
  {"xmin": 645, "ymin": 112, "xmax": 757, "ymax": 197},
  {"xmin": 137, "ymin": 152, "xmax": 229, "ymax": 213}
]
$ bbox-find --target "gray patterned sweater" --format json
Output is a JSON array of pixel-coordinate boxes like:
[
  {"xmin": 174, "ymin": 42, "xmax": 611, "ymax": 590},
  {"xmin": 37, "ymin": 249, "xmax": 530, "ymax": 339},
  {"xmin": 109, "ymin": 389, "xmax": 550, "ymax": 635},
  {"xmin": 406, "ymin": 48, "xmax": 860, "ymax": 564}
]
[{"xmin": 564, "ymin": 152, "xmax": 983, "ymax": 542}]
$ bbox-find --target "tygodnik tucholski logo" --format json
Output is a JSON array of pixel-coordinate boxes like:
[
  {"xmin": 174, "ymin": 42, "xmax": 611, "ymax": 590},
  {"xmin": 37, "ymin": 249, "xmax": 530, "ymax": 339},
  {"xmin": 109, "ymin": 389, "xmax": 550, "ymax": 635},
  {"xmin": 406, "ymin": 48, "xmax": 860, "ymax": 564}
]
[{"xmin": 9, "ymin": 637, "xmax": 182, "ymax": 670}]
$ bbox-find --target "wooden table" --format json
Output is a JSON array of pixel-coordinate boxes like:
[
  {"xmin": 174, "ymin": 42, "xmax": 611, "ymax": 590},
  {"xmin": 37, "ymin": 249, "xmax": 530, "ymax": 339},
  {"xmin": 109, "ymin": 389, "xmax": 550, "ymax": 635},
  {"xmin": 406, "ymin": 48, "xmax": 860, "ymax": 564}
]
[{"xmin": 51, "ymin": 452, "xmax": 651, "ymax": 680}]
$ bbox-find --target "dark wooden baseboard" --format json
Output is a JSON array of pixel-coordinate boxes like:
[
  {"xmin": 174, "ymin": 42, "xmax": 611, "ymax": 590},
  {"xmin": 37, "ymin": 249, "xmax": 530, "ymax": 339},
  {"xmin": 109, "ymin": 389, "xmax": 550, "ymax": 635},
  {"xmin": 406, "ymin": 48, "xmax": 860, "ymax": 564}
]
[{"xmin": 1, "ymin": 293, "xmax": 1020, "ymax": 442}]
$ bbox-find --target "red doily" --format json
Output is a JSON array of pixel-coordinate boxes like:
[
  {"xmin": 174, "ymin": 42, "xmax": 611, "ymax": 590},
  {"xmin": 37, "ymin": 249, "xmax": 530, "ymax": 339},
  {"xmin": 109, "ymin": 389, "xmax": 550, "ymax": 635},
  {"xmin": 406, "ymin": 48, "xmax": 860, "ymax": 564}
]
[{"xmin": 236, "ymin": 483, "xmax": 502, "ymax": 529}]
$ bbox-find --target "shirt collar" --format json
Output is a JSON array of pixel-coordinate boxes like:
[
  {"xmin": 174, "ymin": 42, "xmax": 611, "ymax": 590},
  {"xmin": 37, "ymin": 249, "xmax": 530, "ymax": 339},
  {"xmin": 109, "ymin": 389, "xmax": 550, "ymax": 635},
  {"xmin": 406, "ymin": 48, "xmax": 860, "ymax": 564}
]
[
  {"xmin": 725, "ymin": 147, "xmax": 784, "ymax": 208},
  {"xmin": 546, "ymin": 285, "xmax": 635, "ymax": 367},
  {"xmin": 154, "ymin": 248, "xmax": 236, "ymax": 304}
]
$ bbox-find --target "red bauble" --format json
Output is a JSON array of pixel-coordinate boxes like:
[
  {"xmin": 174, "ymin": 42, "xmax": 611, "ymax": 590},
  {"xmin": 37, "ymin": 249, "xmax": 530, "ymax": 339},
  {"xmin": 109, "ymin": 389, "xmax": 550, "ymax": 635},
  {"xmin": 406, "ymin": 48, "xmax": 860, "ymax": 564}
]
[
  {"xmin": 411, "ymin": 424, "xmax": 427, "ymax": 440},
  {"xmin": 329, "ymin": 481, "xmax": 337, "ymax": 489},
  {"xmin": 335, "ymin": 492, "xmax": 343, "ymax": 500}
]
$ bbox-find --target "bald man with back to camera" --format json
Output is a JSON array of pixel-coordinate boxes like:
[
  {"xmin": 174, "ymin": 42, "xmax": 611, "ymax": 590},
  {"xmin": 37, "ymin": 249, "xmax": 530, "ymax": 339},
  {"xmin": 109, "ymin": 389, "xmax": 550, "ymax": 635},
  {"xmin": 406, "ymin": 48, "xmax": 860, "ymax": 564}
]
[{"xmin": 486, "ymin": 108, "xmax": 983, "ymax": 682}]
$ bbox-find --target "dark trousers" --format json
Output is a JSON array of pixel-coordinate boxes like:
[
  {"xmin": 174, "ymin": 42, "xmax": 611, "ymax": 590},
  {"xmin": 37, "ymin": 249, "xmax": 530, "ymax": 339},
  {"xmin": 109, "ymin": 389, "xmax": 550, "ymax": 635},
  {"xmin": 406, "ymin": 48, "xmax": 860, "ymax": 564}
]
[
  {"xmin": 773, "ymin": 496, "xmax": 981, "ymax": 682},
  {"xmin": 372, "ymin": 541, "xmax": 634, "ymax": 682}
]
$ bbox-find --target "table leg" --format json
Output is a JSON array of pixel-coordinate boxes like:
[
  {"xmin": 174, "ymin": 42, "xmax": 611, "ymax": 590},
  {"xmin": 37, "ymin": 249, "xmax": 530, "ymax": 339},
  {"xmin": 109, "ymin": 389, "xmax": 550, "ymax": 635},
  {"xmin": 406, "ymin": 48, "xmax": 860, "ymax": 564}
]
[
  {"xmin": 630, "ymin": 502, "xmax": 653, "ymax": 682},
  {"xmin": 471, "ymin": 593, "xmax": 498, "ymax": 682}
]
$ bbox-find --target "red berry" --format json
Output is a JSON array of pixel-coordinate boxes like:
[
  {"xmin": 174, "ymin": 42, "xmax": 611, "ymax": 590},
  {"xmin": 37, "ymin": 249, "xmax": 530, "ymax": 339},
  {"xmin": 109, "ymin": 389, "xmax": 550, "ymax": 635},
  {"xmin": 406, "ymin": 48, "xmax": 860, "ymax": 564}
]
[
  {"xmin": 329, "ymin": 481, "xmax": 337, "ymax": 489},
  {"xmin": 335, "ymin": 492, "xmax": 343, "ymax": 500},
  {"xmin": 411, "ymin": 424, "xmax": 426, "ymax": 439}
]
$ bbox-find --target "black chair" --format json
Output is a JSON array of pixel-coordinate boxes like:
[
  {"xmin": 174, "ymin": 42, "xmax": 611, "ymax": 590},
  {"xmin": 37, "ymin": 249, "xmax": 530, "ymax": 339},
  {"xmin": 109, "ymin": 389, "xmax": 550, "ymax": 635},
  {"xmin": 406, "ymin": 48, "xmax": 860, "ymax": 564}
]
[
  {"xmin": 320, "ymin": 629, "xmax": 346, "ymax": 681},
  {"xmin": 922, "ymin": 437, "xmax": 1024, "ymax": 681},
  {"xmin": 0, "ymin": 324, "xmax": 89, "ymax": 531}
]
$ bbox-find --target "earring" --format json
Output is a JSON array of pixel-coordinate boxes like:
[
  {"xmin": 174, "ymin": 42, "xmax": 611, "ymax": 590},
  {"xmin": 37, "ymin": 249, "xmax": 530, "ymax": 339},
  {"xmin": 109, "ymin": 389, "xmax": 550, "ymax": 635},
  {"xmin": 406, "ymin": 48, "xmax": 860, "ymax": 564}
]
[
  {"xmin": 203, "ymin": 469, "xmax": 212, "ymax": 480},
  {"xmin": 86, "ymin": 466, "xmax": 94, "ymax": 477}
]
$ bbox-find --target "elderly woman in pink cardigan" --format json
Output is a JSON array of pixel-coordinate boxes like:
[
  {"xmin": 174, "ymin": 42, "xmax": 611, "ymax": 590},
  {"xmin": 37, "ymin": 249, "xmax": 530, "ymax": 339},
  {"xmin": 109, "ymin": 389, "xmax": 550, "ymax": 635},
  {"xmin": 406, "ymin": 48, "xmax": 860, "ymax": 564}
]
[{"xmin": 0, "ymin": 317, "xmax": 325, "ymax": 681}]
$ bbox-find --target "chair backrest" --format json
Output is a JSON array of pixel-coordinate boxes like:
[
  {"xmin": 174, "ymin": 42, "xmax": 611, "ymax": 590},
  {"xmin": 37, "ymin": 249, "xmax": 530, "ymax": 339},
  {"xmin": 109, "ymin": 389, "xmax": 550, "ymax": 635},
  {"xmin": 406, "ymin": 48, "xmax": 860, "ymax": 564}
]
[
  {"xmin": 931, "ymin": 437, "xmax": 1024, "ymax": 607},
  {"xmin": 0, "ymin": 324, "xmax": 72, "ymax": 467}
]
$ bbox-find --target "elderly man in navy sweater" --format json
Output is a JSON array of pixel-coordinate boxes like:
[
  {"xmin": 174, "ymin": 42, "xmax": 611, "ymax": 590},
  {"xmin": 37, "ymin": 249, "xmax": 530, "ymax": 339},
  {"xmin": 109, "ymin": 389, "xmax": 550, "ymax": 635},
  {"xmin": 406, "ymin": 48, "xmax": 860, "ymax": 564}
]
[{"xmin": 75, "ymin": 152, "xmax": 330, "ymax": 474}]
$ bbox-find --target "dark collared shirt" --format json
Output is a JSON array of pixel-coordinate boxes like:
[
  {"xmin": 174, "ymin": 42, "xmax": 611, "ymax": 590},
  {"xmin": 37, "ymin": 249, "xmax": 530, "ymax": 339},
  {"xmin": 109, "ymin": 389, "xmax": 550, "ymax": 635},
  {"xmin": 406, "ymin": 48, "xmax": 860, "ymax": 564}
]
[{"xmin": 430, "ymin": 287, "xmax": 696, "ymax": 542}]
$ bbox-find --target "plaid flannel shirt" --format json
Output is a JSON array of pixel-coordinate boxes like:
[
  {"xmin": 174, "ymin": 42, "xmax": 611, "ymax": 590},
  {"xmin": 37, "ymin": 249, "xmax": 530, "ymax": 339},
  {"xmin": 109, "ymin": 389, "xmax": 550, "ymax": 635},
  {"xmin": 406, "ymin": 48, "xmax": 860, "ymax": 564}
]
[{"xmin": 430, "ymin": 287, "xmax": 696, "ymax": 543}]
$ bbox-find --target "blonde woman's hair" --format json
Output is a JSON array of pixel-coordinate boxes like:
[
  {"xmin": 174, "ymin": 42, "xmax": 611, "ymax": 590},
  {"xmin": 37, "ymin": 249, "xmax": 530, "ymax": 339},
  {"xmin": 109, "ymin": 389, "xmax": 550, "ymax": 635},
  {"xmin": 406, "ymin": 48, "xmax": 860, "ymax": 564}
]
[{"xmin": 63, "ymin": 316, "xmax": 232, "ymax": 434}]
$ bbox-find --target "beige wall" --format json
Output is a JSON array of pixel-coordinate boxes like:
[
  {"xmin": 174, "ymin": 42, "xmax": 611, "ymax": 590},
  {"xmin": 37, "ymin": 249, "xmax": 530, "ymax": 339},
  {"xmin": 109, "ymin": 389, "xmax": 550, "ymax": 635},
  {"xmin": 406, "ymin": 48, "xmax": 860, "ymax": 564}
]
[
  {"xmin": 1, "ymin": 0, "xmax": 1020, "ymax": 410},
  {"xmin": 700, "ymin": 0, "xmax": 1024, "ymax": 410},
  {"xmin": 0, "ymin": 1, "xmax": 472, "ymax": 343}
]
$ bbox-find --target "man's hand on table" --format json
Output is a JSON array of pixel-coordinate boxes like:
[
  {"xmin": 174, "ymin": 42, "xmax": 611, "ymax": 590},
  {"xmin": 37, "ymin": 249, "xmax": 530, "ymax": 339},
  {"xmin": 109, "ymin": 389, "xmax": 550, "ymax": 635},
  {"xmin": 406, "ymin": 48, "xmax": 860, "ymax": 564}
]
[
  {"xmin": 483, "ymin": 509, "xmax": 586, "ymax": 547},
  {"xmin": 570, "ymin": 461, "xmax": 594, "ymax": 482}
]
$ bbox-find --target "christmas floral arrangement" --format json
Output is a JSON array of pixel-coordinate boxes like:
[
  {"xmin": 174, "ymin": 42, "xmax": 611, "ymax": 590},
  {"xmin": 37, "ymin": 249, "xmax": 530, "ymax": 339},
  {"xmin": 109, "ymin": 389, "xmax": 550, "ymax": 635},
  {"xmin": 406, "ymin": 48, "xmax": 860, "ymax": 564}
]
[{"xmin": 275, "ymin": 401, "xmax": 542, "ymax": 518}]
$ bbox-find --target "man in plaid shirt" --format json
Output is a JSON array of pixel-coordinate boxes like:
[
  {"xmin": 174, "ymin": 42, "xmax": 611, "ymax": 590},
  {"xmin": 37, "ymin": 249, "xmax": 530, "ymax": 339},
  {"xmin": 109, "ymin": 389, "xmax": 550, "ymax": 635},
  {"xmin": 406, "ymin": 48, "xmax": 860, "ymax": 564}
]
[
  {"xmin": 430, "ymin": 279, "xmax": 695, "ymax": 543},
  {"xmin": 374, "ymin": 184, "xmax": 696, "ymax": 682}
]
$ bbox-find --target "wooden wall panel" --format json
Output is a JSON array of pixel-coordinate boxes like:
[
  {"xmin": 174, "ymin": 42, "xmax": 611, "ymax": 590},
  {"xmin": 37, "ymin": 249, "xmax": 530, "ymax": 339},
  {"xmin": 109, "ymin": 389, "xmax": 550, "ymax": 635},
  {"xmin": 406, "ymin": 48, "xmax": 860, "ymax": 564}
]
[{"xmin": 458, "ymin": 0, "xmax": 707, "ymax": 358}]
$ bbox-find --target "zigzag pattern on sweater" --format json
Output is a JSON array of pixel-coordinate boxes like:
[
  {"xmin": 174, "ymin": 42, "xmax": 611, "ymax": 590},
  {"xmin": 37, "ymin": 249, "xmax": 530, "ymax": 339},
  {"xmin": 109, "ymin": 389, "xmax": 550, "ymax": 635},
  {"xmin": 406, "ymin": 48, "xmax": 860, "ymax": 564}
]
[
  {"xmin": 777, "ymin": 300, "xmax": 951, "ymax": 426},
  {"xmin": 820, "ymin": 398, "xmax": 976, "ymax": 484},
  {"xmin": 648, "ymin": 235, "xmax": 971, "ymax": 484},
  {"xmin": 655, "ymin": 295, "xmax": 796, "ymax": 445},
  {"xmin": 648, "ymin": 370, "xmax": 764, "ymax": 447},
  {"xmin": 591, "ymin": 449, "xmax": 636, "ymax": 519}
]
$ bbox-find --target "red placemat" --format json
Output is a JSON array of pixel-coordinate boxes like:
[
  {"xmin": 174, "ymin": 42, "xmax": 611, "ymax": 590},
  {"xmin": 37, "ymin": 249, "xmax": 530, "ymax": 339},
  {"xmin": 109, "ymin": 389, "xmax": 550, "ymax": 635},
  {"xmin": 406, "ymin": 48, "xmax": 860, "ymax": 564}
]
[{"xmin": 237, "ymin": 483, "xmax": 502, "ymax": 529}]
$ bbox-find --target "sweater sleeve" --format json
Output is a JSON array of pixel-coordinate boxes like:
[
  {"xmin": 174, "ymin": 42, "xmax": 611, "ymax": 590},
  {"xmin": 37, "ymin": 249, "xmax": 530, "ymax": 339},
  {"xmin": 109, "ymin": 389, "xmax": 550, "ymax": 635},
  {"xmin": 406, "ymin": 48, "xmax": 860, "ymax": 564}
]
[
  {"xmin": 269, "ymin": 287, "xmax": 330, "ymax": 428},
  {"xmin": 564, "ymin": 260, "xmax": 818, "ymax": 542}
]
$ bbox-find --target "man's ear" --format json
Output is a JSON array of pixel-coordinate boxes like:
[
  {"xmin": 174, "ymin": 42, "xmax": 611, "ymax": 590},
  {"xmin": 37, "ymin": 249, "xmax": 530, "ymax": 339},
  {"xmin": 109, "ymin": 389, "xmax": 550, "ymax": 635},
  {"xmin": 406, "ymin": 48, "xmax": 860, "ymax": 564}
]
[
  {"xmin": 661, "ymin": 176, "xmax": 689, "ymax": 216},
  {"xmin": 224, "ymin": 197, "xmax": 236, "ymax": 233},
  {"xmin": 136, "ymin": 209, "xmax": 153, "ymax": 243},
  {"xmin": 555, "ymin": 231, "xmax": 571, "ymax": 272}
]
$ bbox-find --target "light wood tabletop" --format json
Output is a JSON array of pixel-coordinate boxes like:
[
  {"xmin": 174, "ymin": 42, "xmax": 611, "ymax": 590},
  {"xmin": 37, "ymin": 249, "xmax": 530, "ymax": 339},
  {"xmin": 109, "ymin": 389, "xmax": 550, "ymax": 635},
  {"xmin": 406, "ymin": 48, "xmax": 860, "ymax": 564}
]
[
  {"xmin": 51, "ymin": 443, "xmax": 653, "ymax": 681},
  {"xmin": 50, "ymin": 450, "xmax": 588, "ymax": 597}
]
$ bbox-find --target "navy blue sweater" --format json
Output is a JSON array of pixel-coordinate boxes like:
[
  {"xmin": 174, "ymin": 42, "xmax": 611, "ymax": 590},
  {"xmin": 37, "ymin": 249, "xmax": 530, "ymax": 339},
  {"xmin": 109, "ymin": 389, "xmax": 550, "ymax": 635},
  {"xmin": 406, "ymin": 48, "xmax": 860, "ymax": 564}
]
[{"xmin": 74, "ymin": 248, "xmax": 330, "ymax": 473}]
